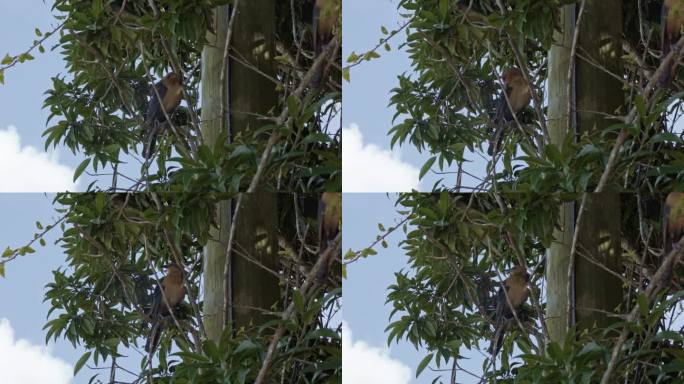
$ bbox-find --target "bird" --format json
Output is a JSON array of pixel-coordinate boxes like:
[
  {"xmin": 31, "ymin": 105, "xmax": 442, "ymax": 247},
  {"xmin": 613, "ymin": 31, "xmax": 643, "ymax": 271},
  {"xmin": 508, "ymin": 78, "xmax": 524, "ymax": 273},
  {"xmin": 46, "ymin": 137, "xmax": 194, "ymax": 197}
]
[
  {"xmin": 486, "ymin": 68, "xmax": 532, "ymax": 156},
  {"xmin": 312, "ymin": 0, "xmax": 338, "ymax": 87},
  {"xmin": 142, "ymin": 72, "xmax": 183, "ymax": 159},
  {"xmin": 313, "ymin": 0, "xmax": 337, "ymax": 57},
  {"xmin": 145, "ymin": 263, "xmax": 186, "ymax": 353},
  {"xmin": 488, "ymin": 266, "xmax": 530, "ymax": 357},
  {"xmin": 659, "ymin": 0, "xmax": 684, "ymax": 86},
  {"xmin": 316, "ymin": 192, "xmax": 341, "ymax": 283},
  {"xmin": 664, "ymin": 192, "xmax": 684, "ymax": 255}
]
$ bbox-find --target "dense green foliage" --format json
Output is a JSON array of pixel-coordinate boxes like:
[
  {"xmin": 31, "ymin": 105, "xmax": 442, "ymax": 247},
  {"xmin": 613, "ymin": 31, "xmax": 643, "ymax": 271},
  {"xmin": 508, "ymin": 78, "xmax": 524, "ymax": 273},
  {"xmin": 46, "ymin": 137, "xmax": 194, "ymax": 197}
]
[
  {"xmin": 380, "ymin": 0, "xmax": 684, "ymax": 192},
  {"xmin": 376, "ymin": 192, "xmax": 684, "ymax": 383},
  {"xmin": 37, "ymin": 192, "xmax": 341, "ymax": 383},
  {"xmin": 35, "ymin": 0, "xmax": 340, "ymax": 191},
  {"xmin": 340, "ymin": 0, "xmax": 684, "ymax": 381},
  {"xmin": 1, "ymin": 0, "xmax": 342, "ymax": 382}
]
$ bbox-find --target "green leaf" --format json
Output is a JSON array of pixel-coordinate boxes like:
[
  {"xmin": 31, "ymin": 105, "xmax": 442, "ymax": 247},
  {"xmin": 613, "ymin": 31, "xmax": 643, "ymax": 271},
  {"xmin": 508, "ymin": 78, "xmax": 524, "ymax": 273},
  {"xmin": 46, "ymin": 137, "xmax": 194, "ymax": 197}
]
[
  {"xmin": 74, "ymin": 351, "xmax": 91, "ymax": 375},
  {"xmin": 286, "ymin": 95, "xmax": 300, "ymax": 118},
  {"xmin": 438, "ymin": 0, "xmax": 447, "ymax": 17},
  {"xmin": 420, "ymin": 156, "xmax": 436, "ymax": 179},
  {"xmin": 73, "ymin": 158, "xmax": 91, "ymax": 182},
  {"xmin": 416, "ymin": 353, "xmax": 433, "ymax": 377},
  {"xmin": 19, "ymin": 246, "xmax": 35, "ymax": 255}
]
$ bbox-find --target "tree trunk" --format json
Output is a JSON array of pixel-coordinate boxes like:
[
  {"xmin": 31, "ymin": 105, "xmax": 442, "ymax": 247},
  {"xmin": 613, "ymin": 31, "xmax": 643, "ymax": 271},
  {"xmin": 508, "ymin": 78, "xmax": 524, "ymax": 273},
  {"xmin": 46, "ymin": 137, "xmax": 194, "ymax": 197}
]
[
  {"xmin": 547, "ymin": 0, "xmax": 624, "ymax": 340},
  {"xmin": 201, "ymin": 0, "xmax": 280, "ymax": 339},
  {"xmin": 574, "ymin": 0, "xmax": 624, "ymax": 330},
  {"xmin": 230, "ymin": 0, "xmax": 280, "ymax": 329},
  {"xmin": 546, "ymin": 4, "xmax": 574, "ymax": 343},
  {"xmin": 201, "ymin": 5, "xmax": 232, "ymax": 342},
  {"xmin": 574, "ymin": 193, "xmax": 622, "ymax": 329}
]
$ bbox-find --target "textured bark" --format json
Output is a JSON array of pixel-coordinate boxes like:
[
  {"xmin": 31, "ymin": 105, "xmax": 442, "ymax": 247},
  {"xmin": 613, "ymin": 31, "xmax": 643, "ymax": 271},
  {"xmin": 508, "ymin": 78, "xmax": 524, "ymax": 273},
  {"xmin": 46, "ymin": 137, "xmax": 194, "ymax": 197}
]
[
  {"xmin": 201, "ymin": 5, "xmax": 231, "ymax": 342},
  {"xmin": 546, "ymin": 4, "xmax": 574, "ymax": 343},
  {"xmin": 230, "ymin": 0, "xmax": 280, "ymax": 329},
  {"xmin": 573, "ymin": 0, "xmax": 623, "ymax": 330},
  {"xmin": 547, "ymin": 0, "xmax": 624, "ymax": 340}
]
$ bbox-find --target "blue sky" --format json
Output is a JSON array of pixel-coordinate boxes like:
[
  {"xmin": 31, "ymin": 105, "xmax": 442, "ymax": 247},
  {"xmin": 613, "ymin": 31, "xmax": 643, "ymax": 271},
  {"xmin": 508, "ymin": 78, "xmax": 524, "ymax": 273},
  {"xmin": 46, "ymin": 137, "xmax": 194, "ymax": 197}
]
[
  {"xmin": 0, "ymin": 1, "xmax": 165, "ymax": 193},
  {"xmin": 0, "ymin": 194, "xmax": 146, "ymax": 384},
  {"xmin": 342, "ymin": 0, "xmax": 489, "ymax": 193},
  {"xmin": 0, "ymin": 1, "xmax": 81, "ymax": 192},
  {"xmin": 343, "ymin": 193, "xmax": 485, "ymax": 384}
]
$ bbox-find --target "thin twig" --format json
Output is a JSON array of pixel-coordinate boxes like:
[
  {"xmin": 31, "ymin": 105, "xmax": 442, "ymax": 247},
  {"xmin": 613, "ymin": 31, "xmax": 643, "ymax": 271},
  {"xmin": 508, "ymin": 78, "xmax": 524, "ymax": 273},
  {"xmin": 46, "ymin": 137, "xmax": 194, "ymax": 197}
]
[
  {"xmin": 595, "ymin": 34, "xmax": 684, "ymax": 192},
  {"xmin": 566, "ymin": 0, "xmax": 586, "ymax": 128},
  {"xmin": 599, "ymin": 236, "xmax": 684, "ymax": 384},
  {"xmin": 220, "ymin": 2, "xmax": 240, "ymax": 138},
  {"xmin": 253, "ymin": 232, "xmax": 341, "ymax": 384}
]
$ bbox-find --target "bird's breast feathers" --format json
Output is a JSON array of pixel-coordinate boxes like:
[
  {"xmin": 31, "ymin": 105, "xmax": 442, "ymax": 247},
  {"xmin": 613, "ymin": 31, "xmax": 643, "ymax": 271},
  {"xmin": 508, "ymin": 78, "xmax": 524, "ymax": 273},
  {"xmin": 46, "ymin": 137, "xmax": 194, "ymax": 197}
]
[{"xmin": 166, "ymin": 87, "xmax": 182, "ymax": 110}]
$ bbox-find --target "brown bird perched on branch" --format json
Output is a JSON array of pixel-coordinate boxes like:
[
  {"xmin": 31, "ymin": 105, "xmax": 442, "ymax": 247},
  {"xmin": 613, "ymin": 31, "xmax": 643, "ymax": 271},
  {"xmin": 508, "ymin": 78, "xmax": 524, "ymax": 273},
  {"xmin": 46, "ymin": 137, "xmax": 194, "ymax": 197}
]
[
  {"xmin": 145, "ymin": 264, "xmax": 185, "ymax": 353},
  {"xmin": 317, "ymin": 192, "xmax": 341, "ymax": 283},
  {"xmin": 313, "ymin": 0, "xmax": 338, "ymax": 57},
  {"xmin": 664, "ymin": 192, "xmax": 684, "ymax": 255},
  {"xmin": 660, "ymin": 0, "xmax": 684, "ymax": 85},
  {"xmin": 488, "ymin": 266, "xmax": 530, "ymax": 357},
  {"xmin": 312, "ymin": 0, "xmax": 339, "ymax": 87},
  {"xmin": 487, "ymin": 68, "xmax": 532, "ymax": 156},
  {"xmin": 142, "ymin": 72, "xmax": 183, "ymax": 159}
]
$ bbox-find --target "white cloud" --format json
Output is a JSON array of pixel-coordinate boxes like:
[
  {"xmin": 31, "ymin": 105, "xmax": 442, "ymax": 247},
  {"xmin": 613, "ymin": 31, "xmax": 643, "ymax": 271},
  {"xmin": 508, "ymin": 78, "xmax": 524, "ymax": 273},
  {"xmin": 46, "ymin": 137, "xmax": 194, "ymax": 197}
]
[
  {"xmin": 343, "ymin": 321, "xmax": 412, "ymax": 384},
  {"xmin": 0, "ymin": 318, "xmax": 72, "ymax": 384},
  {"xmin": 0, "ymin": 126, "xmax": 77, "ymax": 192},
  {"xmin": 342, "ymin": 124, "xmax": 420, "ymax": 192}
]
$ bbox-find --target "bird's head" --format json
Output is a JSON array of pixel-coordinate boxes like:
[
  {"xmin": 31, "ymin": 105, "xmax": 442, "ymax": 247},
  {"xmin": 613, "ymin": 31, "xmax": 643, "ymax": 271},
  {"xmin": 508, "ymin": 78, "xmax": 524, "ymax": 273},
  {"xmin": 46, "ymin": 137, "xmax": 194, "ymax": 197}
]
[
  {"xmin": 165, "ymin": 72, "xmax": 183, "ymax": 86},
  {"xmin": 165, "ymin": 263, "xmax": 184, "ymax": 278},
  {"xmin": 509, "ymin": 265, "xmax": 529, "ymax": 281},
  {"xmin": 501, "ymin": 68, "xmax": 524, "ymax": 84}
]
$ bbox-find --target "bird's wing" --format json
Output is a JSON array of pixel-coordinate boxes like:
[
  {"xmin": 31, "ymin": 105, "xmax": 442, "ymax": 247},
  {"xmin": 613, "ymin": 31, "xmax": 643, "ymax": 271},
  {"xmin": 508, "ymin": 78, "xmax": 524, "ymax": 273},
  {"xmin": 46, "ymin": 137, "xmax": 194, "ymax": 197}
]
[
  {"xmin": 489, "ymin": 283, "xmax": 510, "ymax": 356},
  {"xmin": 148, "ymin": 284, "xmax": 163, "ymax": 321},
  {"xmin": 487, "ymin": 84, "xmax": 514, "ymax": 155},
  {"xmin": 146, "ymin": 81, "xmax": 168, "ymax": 123},
  {"xmin": 494, "ymin": 84, "xmax": 515, "ymax": 123},
  {"xmin": 145, "ymin": 319, "xmax": 162, "ymax": 353},
  {"xmin": 494, "ymin": 283, "xmax": 511, "ymax": 325}
]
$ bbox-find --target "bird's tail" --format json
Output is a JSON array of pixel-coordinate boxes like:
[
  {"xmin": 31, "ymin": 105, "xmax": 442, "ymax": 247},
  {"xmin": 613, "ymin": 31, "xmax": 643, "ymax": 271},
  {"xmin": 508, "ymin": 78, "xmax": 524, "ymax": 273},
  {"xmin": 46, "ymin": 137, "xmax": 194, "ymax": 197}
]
[
  {"xmin": 487, "ymin": 123, "xmax": 505, "ymax": 156},
  {"xmin": 488, "ymin": 325, "xmax": 505, "ymax": 357},
  {"xmin": 142, "ymin": 122, "xmax": 161, "ymax": 159},
  {"xmin": 145, "ymin": 318, "xmax": 164, "ymax": 353}
]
